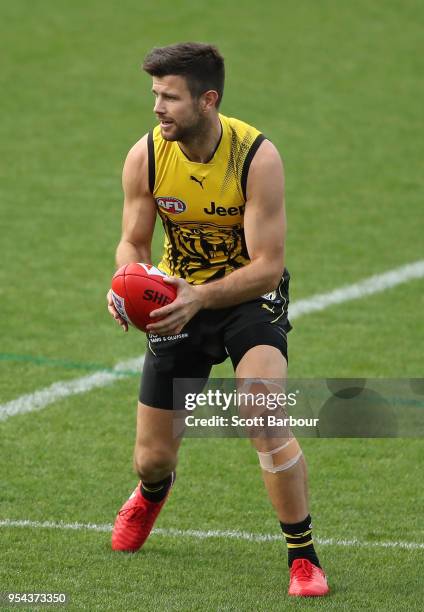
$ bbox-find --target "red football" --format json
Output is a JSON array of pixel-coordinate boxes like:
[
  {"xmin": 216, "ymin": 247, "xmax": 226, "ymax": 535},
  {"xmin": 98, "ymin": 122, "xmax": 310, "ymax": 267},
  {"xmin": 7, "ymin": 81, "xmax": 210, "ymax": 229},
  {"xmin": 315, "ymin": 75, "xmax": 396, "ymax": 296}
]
[{"xmin": 111, "ymin": 263, "xmax": 177, "ymax": 332}]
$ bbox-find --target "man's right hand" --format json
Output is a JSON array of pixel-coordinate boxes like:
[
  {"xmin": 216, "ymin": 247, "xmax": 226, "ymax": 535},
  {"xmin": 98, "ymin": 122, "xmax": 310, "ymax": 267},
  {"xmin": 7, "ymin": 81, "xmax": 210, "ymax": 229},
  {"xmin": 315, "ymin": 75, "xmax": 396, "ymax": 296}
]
[{"xmin": 107, "ymin": 289, "xmax": 128, "ymax": 332}]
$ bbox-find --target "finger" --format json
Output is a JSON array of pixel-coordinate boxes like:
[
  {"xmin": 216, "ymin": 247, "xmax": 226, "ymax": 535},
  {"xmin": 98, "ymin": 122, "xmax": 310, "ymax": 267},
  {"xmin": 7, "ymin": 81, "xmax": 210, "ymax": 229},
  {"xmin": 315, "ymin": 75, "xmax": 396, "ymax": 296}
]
[
  {"xmin": 146, "ymin": 315, "xmax": 182, "ymax": 334},
  {"xmin": 163, "ymin": 276, "xmax": 186, "ymax": 294},
  {"xmin": 146, "ymin": 321, "xmax": 169, "ymax": 333},
  {"xmin": 116, "ymin": 316, "xmax": 128, "ymax": 331},
  {"xmin": 106, "ymin": 290, "xmax": 112, "ymax": 303},
  {"xmin": 149, "ymin": 302, "xmax": 179, "ymax": 319},
  {"xmin": 108, "ymin": 304, "xmax": 120, "ymax": 319},
  {"xmin": 107, "ymin": 292, "xmax": 119, "ymax": 315},
  {"xmin": 162, "ymin": 276, "xmax": 180, "ymax": 285},
  {"xmin": 108, "ymin": 306, "xmax": 126, "ymax": 327}
]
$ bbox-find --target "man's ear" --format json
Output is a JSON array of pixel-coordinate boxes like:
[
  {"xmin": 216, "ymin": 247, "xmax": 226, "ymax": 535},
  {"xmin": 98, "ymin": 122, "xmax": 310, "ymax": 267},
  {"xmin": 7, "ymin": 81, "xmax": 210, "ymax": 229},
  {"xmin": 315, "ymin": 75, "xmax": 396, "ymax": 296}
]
[{"xmin": 200, "ymin": 89, "xmax": 219, "ymax": 112}]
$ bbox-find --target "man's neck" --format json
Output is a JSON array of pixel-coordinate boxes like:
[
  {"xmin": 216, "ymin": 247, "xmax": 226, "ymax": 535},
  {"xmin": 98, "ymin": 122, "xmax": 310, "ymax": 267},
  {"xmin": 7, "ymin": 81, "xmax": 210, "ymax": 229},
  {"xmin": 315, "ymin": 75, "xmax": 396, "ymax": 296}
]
[{"xmin": 178, "ymin": 114, "xmax": 222, "ymax": 164}]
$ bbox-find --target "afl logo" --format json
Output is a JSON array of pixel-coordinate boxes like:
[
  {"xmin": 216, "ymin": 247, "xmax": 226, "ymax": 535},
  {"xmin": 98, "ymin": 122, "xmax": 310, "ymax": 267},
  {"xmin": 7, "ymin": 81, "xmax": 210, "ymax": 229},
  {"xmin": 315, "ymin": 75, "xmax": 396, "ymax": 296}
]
[{"xmin": 156, "ymin": 197, "xmax": 186, "ymax": 214}]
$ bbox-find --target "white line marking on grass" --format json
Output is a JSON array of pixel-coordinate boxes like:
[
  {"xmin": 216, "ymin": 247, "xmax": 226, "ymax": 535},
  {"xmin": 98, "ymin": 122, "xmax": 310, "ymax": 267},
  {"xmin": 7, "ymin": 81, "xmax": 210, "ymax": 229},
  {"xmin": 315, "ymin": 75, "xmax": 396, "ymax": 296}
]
[
  {"xmin": 1, "ymin": 259, "xmax": 423, "ymax": 422},
  {"xmin": 0, "ymin": 519, "xmax": 112, "ymax": 533},
  {"xmin": 289, "ymin": 259, "xmax": 424, "ymax": 319},
  {"xmin": 0, "ymin": 356, "xmax": 144, "ymax": 422},
  {"xmin": 1, "ymin": 518, "xmax": 423, "ymax": 551}
]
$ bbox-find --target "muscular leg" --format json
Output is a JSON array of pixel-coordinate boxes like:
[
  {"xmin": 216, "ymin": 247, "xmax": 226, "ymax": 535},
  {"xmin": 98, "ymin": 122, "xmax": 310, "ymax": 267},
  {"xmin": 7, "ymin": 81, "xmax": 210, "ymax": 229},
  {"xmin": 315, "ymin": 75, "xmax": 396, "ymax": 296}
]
[
  {"xmin": 111, "ymin": 401, "xmax": 181, "ymax": 552},
  {"xmin": 235, "ymin": 345, "xmax": 308, "ymax": 523},
  {"xmin": 133, "ymin": 401, "xmax": 183, "ymax": 483}
]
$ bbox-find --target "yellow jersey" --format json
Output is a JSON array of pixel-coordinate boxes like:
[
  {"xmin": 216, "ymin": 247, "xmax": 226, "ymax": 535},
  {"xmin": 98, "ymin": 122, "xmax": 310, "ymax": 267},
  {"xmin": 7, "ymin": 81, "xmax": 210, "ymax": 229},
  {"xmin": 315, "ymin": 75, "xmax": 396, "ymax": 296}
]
[{"xmin": 148, "ymin": 114, "xmax": 265, "ymax": 284}]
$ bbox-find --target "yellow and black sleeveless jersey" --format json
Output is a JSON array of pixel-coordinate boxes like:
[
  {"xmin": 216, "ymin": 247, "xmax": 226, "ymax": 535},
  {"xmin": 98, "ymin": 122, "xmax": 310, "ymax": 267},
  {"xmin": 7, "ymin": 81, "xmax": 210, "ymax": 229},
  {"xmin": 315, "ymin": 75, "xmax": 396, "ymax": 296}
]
[{"xmin": 148, "ymin": 114, "xmax": 266, "ymax": 284}]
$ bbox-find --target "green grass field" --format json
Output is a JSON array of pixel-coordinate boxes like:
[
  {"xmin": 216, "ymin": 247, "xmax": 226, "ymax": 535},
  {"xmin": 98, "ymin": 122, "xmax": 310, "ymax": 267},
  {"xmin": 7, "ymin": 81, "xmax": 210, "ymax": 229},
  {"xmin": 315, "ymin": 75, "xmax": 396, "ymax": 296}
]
[{"xmin": 1, "ymin": 1, "xmax": 423, "ymax": 610}]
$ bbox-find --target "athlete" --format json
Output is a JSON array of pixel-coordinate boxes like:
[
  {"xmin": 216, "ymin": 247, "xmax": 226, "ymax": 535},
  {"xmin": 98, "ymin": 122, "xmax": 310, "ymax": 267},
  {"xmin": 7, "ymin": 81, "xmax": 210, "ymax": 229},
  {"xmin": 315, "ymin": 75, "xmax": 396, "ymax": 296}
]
[{"xmin": 107, "ymin": 42, "xmax": 329, "ymax": 597}]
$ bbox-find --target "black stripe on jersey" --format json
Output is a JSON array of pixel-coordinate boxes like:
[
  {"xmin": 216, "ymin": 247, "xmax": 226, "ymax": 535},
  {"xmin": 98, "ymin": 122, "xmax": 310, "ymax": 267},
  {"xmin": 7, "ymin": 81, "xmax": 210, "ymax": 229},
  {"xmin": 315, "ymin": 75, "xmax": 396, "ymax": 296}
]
[
  {"xmin": 240, "ymin": 133, "xmax": 266, "ymax": 200},
  {"xmin": 205, "ymin": 120, "xmax": 223, "ymax": 163},
  {"xmin": 147, "ymin": 130, "xmax": 155, "ymax": 193}
]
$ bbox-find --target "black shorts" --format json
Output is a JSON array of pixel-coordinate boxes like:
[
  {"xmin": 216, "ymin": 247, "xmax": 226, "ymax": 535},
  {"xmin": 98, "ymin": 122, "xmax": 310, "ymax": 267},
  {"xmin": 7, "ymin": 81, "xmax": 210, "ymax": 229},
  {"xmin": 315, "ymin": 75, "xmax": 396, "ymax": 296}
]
[{"xmin": 139, "ymin": 269, "xmax": 292, "ymax": 410}]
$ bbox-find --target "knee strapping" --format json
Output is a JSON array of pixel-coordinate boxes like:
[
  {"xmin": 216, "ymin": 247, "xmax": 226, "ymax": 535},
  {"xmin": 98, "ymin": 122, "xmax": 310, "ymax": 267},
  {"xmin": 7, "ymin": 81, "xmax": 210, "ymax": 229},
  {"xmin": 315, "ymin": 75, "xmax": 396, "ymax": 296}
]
[{"xmin": 257, "ymin": 438, "xmax": 302, "ymax": 473}]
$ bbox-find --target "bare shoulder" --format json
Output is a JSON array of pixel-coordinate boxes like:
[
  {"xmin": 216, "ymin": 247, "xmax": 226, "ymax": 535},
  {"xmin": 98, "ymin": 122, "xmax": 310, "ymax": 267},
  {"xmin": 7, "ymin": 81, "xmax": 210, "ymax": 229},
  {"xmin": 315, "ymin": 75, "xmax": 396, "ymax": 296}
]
[
  {"xmin": 124, "ymin": 133, "xmax": 149, "ymax": 172},
  {"xmin": 250, "ymin": 139, "xmax": 284, "ymax": 174},
  {"xmin": 122, "ymin": 133, "xmax": 150, "ymax": 194},
  {"xmin": 246, "ymin": 139, "xmax": 284, "ymax": 199}
]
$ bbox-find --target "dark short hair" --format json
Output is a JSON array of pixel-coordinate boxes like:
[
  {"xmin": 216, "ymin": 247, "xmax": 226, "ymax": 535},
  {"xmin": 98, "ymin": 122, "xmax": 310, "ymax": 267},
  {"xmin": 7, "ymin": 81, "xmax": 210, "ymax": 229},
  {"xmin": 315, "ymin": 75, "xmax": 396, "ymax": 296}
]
[{"xmin": 143, "ymin": 42, "xmax": 225, "ymax": 107}]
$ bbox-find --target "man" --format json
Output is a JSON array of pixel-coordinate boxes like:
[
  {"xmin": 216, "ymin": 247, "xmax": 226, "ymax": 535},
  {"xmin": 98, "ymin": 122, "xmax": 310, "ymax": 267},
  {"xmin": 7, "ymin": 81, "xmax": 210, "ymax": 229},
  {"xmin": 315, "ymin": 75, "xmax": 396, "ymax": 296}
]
[{"xmin": 107, "ymin": 42, "xmax": 329, "ymax": 597}]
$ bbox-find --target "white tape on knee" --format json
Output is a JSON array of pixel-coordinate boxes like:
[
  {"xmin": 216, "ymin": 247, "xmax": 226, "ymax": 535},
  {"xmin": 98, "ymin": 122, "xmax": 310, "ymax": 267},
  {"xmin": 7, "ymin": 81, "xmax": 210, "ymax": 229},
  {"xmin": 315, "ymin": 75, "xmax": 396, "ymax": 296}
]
[{"xmin": 257, "ymin": 438, "xmax": 303, "ymax": 473}]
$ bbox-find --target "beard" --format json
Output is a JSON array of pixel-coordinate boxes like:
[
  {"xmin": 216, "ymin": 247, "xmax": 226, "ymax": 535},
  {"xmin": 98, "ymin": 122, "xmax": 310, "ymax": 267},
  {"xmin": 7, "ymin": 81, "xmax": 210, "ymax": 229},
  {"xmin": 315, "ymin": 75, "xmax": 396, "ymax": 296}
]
[{"xmin": 160, "ymin": 108, "xmax": 208, "ymax": 144}]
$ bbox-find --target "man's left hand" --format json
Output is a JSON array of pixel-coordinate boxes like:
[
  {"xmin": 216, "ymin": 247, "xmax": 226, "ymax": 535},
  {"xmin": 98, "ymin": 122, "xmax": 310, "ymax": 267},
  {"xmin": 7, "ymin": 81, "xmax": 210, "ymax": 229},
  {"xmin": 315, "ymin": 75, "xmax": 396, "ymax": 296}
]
[{"xmin": 146, "ymin": 277, "xmax": 204, "ymax": 335}]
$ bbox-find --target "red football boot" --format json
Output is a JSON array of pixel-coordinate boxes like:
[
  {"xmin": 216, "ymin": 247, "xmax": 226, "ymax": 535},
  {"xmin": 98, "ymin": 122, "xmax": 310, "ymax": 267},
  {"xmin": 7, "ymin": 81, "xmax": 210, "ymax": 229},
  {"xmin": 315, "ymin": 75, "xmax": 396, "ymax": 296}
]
[
  {"xmin": 288, "ymin": 558, "xmax": 329, "ymax": 597},
  {"xmin": 111, "ymin": 480, "xmax": 173, "ymax": 552}
]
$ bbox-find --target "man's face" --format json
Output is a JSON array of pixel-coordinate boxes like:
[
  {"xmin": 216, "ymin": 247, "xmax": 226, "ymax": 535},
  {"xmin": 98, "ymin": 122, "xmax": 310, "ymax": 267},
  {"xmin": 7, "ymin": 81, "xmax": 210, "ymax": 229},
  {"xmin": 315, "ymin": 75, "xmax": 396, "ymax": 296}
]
[{"xmin": 151, "ymin": 75, "xmax": 203, "ymax": 142}]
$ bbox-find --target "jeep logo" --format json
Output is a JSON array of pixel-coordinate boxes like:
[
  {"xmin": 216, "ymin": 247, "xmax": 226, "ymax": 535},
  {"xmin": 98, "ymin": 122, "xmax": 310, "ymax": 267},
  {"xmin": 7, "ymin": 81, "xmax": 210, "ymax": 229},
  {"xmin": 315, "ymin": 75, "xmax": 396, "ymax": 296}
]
[{"xmin": 204, "ymin": 202, "xmax": 245, "ymax": 216}]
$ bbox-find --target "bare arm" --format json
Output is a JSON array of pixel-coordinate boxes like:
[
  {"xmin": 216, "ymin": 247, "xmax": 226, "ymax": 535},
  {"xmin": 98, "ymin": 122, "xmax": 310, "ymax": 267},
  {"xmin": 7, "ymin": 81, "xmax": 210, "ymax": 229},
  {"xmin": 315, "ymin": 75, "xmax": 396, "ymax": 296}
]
[
  {"xmin": 148, "ymin": 139, "xmax": 286, "ymax": 333},
  {"xmin": 107, "ymin": 134, "xmax": 157, "ymax": 330},
  {"xmin": 116, "ymin": 135, "xmax": 157, "ymax": 267}
]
